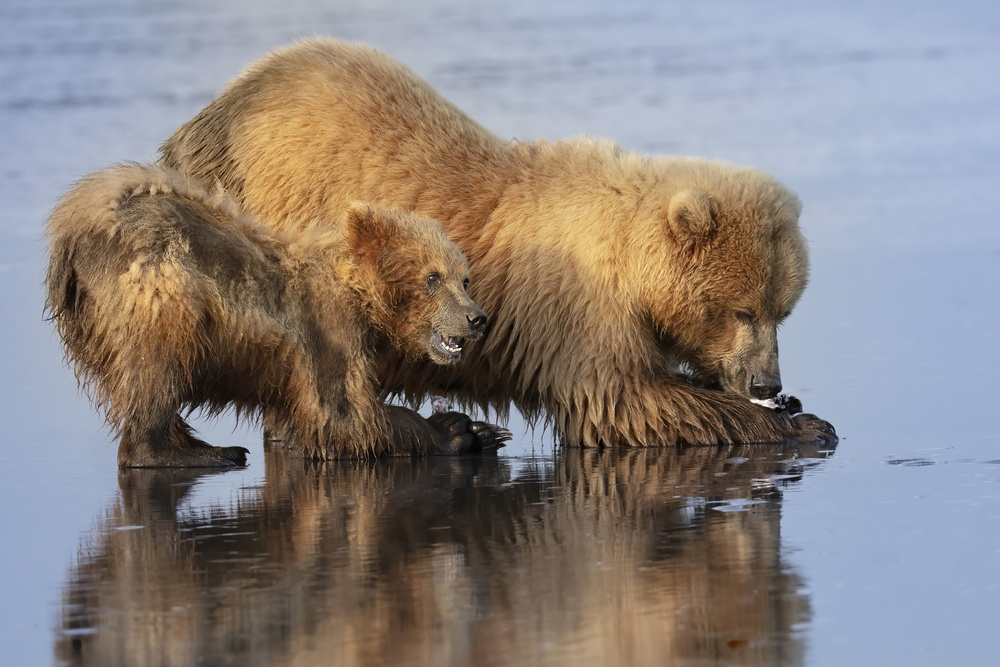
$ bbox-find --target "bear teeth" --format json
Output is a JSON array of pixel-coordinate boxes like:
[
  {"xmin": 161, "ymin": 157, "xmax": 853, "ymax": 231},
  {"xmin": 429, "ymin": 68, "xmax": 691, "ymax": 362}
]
[{"xmin": 441, "ymin": 336, "xmax": 462, "ymax": 353}]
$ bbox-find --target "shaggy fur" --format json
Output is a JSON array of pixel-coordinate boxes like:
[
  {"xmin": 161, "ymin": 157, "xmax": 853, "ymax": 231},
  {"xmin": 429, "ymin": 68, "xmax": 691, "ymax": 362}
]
[
  {"xmin": 45, "ymin": 163, "xmax": 508, "ymax": 466},
  {"xmin": 160, "ymin": 38, "xmax": 836, "ymax": 448}
]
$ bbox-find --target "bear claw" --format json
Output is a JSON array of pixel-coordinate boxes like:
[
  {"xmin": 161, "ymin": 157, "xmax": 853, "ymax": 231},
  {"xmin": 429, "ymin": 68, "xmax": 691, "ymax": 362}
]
[
  {"xmin": 429, "ymin": 412, "xmax": 511, "ymax": 454},
  {"xmin": 469, "ymin": 421, "xmax": 512, "ymax": 452},
  {"xmin": 219, "ymin": 446, "xmax": 251, "ymax": 465}
]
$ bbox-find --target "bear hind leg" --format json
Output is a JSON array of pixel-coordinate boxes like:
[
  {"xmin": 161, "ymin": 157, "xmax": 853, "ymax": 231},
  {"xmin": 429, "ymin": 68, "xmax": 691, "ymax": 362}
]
[{"xmin": 117, "ymin": 415, "xmax": 248, "ymax": 468}]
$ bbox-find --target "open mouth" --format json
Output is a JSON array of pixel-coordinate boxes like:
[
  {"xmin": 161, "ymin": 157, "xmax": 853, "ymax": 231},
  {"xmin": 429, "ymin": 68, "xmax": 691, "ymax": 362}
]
[{"xmin": 431, "ymin": 330, "xmax": 465, "ymax": 360}]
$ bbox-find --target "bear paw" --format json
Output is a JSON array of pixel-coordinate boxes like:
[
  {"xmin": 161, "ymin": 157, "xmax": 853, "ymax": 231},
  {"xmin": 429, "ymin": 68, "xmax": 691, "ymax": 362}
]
[
  {"xmin": 468, "ymin": 420, "xmax": 513, "ymax": 452},
  {"xmin": 790, "ymin": 412, "xmax": 838, "ymax": 447},
  {"xmin": 428, "ymin": 411, "xmax": 510, "ymax": 455},
  {"xmin": 119, "ymin": 444, "xmax": 249, "ymax": 468}
]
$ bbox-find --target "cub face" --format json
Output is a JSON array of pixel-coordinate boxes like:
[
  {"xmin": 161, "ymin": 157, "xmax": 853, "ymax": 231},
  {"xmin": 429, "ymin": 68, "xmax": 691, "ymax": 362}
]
[
  {"xmin": 421, "ymin": 266, "xmax": 487, "ymax": 365},
  {"xmin": 344, "ymin": 203, "xmax": 487, "ymax": 365}
]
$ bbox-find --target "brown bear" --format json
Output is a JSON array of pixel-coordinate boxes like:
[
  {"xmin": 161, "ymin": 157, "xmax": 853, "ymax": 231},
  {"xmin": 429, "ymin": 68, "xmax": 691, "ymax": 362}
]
[
  {"xmin": 160, "ymin": 38, "xmax": 836, "ymax": 448},
  {"xmin": 44, "ymin": 163, "xmax": 510, "ymax": 467}
]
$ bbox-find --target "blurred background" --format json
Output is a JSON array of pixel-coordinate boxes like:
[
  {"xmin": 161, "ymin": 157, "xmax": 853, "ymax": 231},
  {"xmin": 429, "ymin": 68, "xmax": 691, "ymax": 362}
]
[{"xmin": 1, "ymin": 1, "xmax": 998, "ymax": 665}]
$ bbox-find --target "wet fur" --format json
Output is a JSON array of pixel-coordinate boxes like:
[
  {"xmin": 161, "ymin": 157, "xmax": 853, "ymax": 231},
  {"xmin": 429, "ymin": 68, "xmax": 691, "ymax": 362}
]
[
  {"xmin": 160, "ymin": 38, "xmax": 835, "ymax": 447},
  {"xmin": 45, "ymin": 163, "xmax": 499, "ymax": 465}
]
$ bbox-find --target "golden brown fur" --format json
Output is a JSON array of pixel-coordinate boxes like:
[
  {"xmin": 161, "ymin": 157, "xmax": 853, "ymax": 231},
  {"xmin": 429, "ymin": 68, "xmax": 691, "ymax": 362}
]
[
  {"xmin": 45, "ymin": 163, "xmax": 507, "ymax": 466},
  {"xmin": 161, "ymin": 38, "xmax": 835, "ymax": 448}
]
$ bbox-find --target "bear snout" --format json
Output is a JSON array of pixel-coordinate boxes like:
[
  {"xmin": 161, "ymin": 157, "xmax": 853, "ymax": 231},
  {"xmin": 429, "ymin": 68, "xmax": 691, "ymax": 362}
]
[
  {"xmin": 749, "ymin": 375, "xmax": 782, "ymax": 400},
  {"xmin": 467, "ymin": 309, "xmax": 487, "ymax": 337}
]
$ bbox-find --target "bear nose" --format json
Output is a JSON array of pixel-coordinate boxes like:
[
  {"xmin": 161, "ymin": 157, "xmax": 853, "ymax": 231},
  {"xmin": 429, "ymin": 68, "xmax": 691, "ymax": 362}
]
[
  {"xmin": 750, "ymin": 377, "xmax": 782, "ymax": 400},
  {"xmin": 467, "ymin": 312, "xmax": 487, "ymax": 334}
]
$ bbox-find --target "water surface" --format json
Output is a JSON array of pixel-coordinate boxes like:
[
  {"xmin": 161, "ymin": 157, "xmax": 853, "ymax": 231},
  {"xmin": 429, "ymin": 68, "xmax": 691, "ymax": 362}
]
[{"xmin": 57, "ymin": 445, "xmax": 829, "ymax": 666}]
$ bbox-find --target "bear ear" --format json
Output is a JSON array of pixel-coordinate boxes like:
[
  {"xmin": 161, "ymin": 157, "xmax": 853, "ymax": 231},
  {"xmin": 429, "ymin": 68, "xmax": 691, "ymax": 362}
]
[
  {"xmin": 666, "ymin": 190, "xmax": 717, "ymax": 244},
  {"xmin": 344, "ymin": 201, "xmax": 394, "ymax": 266}
]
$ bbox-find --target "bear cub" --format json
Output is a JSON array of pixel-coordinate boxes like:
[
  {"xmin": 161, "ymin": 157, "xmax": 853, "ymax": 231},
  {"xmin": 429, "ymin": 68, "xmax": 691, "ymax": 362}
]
[{"xmin": 45, "ymin": 163, "xmax": 509, "ymax": 467}]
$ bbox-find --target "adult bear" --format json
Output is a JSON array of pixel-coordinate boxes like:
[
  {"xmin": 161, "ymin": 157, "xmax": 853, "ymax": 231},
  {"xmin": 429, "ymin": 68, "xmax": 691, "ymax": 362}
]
[
  {"xmin": 161, "ymin": 39, "xmax": 835, "ymax": 448},
  {"xmin": 45, "ymin": 163, "xmax": 509, "ymax": 466}
]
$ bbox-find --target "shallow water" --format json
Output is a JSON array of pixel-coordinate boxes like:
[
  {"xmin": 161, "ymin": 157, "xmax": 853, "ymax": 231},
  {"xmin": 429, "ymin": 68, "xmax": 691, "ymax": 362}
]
[
  {"xmin": 55, "ymin": 446, "xmax": 831, "ymax": 666},
  {"xmin": 1, "ymin": 0, "xmax": 999, "ymax": 665}
]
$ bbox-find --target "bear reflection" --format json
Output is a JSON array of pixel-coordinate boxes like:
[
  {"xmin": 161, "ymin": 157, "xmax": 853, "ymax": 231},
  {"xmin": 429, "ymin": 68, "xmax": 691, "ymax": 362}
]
[{"xmin": 56, "ymin": 443, "xmax": 830, "ymax": 666}]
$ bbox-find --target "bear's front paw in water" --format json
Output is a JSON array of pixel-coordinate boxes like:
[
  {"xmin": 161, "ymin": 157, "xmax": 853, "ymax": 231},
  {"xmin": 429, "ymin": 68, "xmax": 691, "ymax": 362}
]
[
  {"xmin": 468, "ymin": 420, "xmax": 513, "ymax": 452},
  {"xmin": 790, "ymin": 412, "xmax": 838, "ymax": 446},
  {"xmin": 748, "ymin": 394, "xmax": 836, "ymax": 446},
  {"xmin": 427, "ymin": 411, "xmax": 510, "ymax": 455}
]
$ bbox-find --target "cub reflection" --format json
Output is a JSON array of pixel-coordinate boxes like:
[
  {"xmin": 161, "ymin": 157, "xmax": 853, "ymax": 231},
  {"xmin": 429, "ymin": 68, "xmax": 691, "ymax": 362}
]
[{"xmin": 57, "ymin": 442, "xmax": 832, "ymax": 666}]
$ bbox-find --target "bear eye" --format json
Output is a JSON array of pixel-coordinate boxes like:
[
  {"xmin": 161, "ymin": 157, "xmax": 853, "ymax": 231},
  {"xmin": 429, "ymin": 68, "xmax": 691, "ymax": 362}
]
[
  {"xmin": 735, "ymin": 310, "xmax": 756, "ymax": 323},
  {"xmin": 463, "ymin": 277, "xmax": 470, "ymax": 290},
  {"xmin": 426, "ymin": 272, "xmax": 441, "ymax": 287}
]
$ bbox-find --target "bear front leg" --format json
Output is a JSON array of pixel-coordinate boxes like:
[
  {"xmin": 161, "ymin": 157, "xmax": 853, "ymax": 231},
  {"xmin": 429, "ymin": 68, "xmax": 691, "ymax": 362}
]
[
  {"xmin": 667, "ymin": 381, "xmax": 837, "ymax": 447},
  {"xmin": 659, "ymin": 381, "xmax": 836, "ymax": 447},
  {"xmin": 118, "ymin": 416, "xmax": 249, "ymax": 468},
  {"xmin": 564, "ymin": 376, "xmax": 836, "ymax": 448},
  {"xmin": 382, "ymin": 406, "xmax": 511, "ymax": 456}
]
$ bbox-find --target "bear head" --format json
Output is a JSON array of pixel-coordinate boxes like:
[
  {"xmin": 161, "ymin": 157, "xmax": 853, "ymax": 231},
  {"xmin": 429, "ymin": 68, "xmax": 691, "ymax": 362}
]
[
  {"xmin": 636, "ymin": 161, "xmax": 809, "ymax": 401},
  {"xmin": 344, "ymin": 202, "xmax": 487, "ymax": 365}
]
